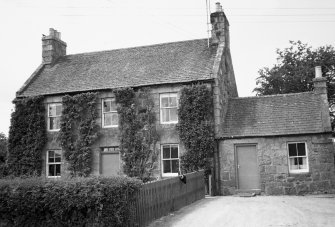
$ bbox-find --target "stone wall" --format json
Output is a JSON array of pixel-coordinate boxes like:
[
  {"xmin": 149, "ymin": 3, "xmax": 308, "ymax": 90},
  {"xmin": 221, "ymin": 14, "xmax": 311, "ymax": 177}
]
[
  {"xmin": 212, "ymin": 43, "xmax": 238, "ymax": 195},
  {"xmin": 219, "ymin": 134, "xmax": 335, "ymax": 195}
]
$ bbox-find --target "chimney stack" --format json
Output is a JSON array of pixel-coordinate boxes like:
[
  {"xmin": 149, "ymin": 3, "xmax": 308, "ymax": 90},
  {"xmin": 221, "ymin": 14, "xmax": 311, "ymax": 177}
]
[
  {"xmin": 42, "ymin": 28, "xmax": 67, "ymax": 64},
  {"xmin": 210, "ymin": 2, "xmax": 229, "ymax": 46},
  {"xmin": 313, "ymin": 66, "xmax": 327, "ymax": 94},
  {"xmin": 313, "ymin": 66, "xmax": 332, "ymax": 132}
]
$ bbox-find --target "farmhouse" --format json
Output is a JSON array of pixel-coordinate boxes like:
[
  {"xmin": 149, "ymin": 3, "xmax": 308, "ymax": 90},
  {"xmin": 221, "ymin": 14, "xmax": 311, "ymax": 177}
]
[{"xmin": 14, "ymin": 3, "xmax": 335, "ymax": 195}]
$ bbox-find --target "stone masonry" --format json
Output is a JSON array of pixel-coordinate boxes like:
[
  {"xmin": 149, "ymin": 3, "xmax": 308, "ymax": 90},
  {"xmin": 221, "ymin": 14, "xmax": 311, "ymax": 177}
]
[
  {"xmin": 210, "ymin": 3, "xmax": 238, "ymax": 195},
  {"xmin": 42, "ymin": 84, "xmax": 199, "ymax": 179},
  {"xmin": 219, "ymin": 134, "xmax": 335, "ymax": 195}
]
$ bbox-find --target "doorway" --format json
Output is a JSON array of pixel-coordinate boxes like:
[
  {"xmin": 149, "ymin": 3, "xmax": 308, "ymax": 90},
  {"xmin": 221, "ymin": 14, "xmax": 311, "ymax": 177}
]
[
  {"xmin": 235, "ymin": 145, "xmax": 260, "ymax": 191},
  {"xmin": 100, "ymin": 147, "xmax": 120, "ymax": 176}
]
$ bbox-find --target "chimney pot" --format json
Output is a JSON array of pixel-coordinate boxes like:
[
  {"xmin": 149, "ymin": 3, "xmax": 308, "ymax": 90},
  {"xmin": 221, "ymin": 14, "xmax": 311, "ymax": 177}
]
[
  {"xmin": 216, "ymin": 2, "xmax": 222, "ymax": 12},
  {"xmin": 315, "ymin": 66, "xmax": 322, "ymax": 78},
  {"xmin": 49, "ymin": 28, "xmax": 55, "ymax": 37}
]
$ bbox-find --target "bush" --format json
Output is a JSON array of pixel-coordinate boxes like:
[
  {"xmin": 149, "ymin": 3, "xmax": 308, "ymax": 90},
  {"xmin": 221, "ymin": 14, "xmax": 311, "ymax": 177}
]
[
  {"xmin": 0, "ymin": 163, "xmax": 7, "ymax": 178},
  {"xmin": 0, "ymin": 176, "xmax": 142, "ymax": 226}
]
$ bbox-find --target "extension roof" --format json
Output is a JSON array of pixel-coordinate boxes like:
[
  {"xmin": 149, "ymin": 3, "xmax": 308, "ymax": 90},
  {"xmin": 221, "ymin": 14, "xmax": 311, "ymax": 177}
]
[
  {"xmin": 221, "ymin": 92, "xmax": 331, "ymax": 138},
  {"xmin": 17, "ymin": 39, "xmax": 217, "ymax": 97}
]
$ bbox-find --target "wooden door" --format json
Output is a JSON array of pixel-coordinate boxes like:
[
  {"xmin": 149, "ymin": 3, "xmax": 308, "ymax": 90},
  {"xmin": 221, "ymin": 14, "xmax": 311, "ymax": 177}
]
[
  {"xmin": 101, "ymin": 152, "xmax": 120, "ymax": 176},
  {"xmin": 236, "ymin": 145, "xmax": 260, "ymax": 190}
]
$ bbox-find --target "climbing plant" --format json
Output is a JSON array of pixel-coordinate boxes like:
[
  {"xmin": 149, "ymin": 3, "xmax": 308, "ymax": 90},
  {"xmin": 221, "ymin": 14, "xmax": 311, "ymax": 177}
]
[
  {"xmin": 58, "ymin": 92, "xmax": 99, "ymax": 177},
  {"xmin": 115, "ymin": 88, "xmax": 159, "ymax": 182},
  {"xmin": 177, "ymin": 84, "xmax": 214, "ymax": 175},
  {"xmin": 7, "ymin": 96, "xmax": 47, "ymax": 176}
]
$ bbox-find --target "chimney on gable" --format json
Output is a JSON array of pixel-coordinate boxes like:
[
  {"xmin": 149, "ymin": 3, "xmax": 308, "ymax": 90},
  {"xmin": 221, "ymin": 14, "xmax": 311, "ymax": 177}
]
[
  {"xmin": 313, "ymin": 66, "xmax": 332, "ymax": 132},
  {"xmin": 210, "ymin": 2, "xmax": 229, "ymax": 46},
  {"xmin": 313, "ymin": 66, "xmax": 327, "ymax": 94},
  {"xmin": 42, "ymin": 28, "xmax": 67, "ymax": 64}
]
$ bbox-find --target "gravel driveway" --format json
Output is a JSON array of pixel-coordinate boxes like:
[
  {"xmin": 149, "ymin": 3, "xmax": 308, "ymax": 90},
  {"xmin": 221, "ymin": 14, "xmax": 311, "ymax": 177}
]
[{"xmin": 149, "ymin": 195, "xmax": 335, "ymax": 227}]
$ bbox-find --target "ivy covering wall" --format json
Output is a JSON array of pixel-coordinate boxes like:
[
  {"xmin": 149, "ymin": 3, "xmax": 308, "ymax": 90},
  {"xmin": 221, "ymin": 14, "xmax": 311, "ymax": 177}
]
[
  {"xmin": 7, "ymin": 96, "xmax": 47, "ymax": 176},
  {"xmin": 59, "ymin": 92, "xmax": 99, "ymax": 177},
  {"xmin": 115, "ymin": 88, "xmax": 159, "ymax": 182},
  {"xmin": 177, "ymin": 84, "xmax": 215, "ymax": 175}
]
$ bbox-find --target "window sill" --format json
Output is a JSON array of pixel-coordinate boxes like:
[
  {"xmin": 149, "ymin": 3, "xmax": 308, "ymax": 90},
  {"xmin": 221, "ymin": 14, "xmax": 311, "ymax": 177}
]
[
  {"xmin": 47, "ymin": 176, "xmax": 61, "ymax": 179},
  {"xmin": 102, "ymin": 125, "xmax": 118, "ymax": 128},
  {"xmin": 289, "ymin": 171, "xmax": 310, "ymax": 175},
  {"xmin": 160, "ymin": 121, "xmax": 178, "ymax": 125},
  {"xmin": 162, "ymin": 173, "xmax": 178, "ymax": 178}
]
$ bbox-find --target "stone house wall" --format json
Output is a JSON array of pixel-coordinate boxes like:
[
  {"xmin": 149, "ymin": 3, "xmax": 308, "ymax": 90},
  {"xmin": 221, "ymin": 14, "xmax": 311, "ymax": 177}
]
[
  {"xmin": 212, "ymin": 44, "xmax": 238, "ymax": 194},
  {"xmin": 219, "ymin": 134, "xmax": 335, "ymax": 195},
  {"xmin": 41, "ymin": 83, "xmax": 214, "ymax": 179}
]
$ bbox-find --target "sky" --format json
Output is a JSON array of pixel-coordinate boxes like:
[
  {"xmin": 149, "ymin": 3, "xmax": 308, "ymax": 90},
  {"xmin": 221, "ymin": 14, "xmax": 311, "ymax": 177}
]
[{"xmin": 1, "ymin": 0, "xmax": 335, "ymax": 136}]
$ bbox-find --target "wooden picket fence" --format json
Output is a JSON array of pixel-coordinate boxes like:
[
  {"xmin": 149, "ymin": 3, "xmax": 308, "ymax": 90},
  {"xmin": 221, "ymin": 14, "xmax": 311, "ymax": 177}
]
[{"xmin": 131, "ymin": 170, "xmax": 205, "ymax": 227}]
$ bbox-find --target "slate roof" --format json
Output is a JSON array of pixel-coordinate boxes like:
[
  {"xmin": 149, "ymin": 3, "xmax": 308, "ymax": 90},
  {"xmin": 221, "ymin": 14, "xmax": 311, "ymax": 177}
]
[
  {"xmin": 221, "ymin": 92, "xmax": 330, "ymax": 138},
  {"xmin": 18, "ymin": 39, "xmax": 217, "ymax": 97}
]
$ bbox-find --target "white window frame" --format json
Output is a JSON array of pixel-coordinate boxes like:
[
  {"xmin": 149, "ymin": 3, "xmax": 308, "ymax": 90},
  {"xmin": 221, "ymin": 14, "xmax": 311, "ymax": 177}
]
[
  {"xmin": 287, "ymin": 142, "xmax": 309, "ymax": 174},
  {"xmin": 48, "ymin": 103, "xmax": 62, "ymax": 131},
  {"xmin": 46, "ymin": 150, "xmax": 62, "ymax": 178},
  {"xmin": 160, "ymin": 93, "xmax": 178, "ymax": 124},
  {"xmin": 102, "ymin": 98, "xmax": 118, "ymax": 128},
  {"xmin": 161, "ymin": 144, "xmax": 180, "ymax": 177}
]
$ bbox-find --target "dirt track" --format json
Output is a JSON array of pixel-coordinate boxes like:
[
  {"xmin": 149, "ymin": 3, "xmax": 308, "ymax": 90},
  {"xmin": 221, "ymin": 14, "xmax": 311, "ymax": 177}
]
[{"xmin": 149, "ymin": 195, "xmax": 335, "ymax": 227}]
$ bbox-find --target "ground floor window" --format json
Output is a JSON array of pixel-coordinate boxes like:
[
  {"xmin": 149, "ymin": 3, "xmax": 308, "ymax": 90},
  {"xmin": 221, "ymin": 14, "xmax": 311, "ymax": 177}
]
[
  {"xmin": 161, "ymin": 144, "xmax": 179, "ymax": 177},
  {"xmin": 288, "ymin": 142, "xmax": 308, "ymax": 173},
  {"xmin": 47, "ymin": 150, "xmax": 62, "ymax": 177}
]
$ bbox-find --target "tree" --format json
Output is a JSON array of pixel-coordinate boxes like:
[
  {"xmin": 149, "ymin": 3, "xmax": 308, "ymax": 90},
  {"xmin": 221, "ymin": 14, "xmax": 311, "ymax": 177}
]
[
  {"xmin": 254, "ymin": 41, "xmax": 335, "ymax": 129},
  {"xmin": 254, "ymin": 41, "xmax": 335, "ymax": 98},
  {"xmin": 0, "ymin": 132, "xmax": 7, "ymax": 163}
]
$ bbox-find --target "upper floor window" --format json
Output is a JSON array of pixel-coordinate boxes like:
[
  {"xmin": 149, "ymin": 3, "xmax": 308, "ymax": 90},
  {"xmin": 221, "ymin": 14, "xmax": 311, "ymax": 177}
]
[
  {"xmin": 48, "ymin": 103, "xmax": 62, "ymax": 131},
  {"xmin": 160, "ymin": 93, "xmax": 178, "ymax": 124},
  {"xmin": 102, "ymin": 98, "xmax": 118, "ymax": 128},
  {"xmin": 46, "ymin": 150, "xmax": 62, "ymax": 178},
  {"xmin": 161, "ymin": 144, "xmax": 179, "ymax": 177},
  {"xmin": 288, "ymin": 142, "xmax": 309, "ymax": 173}
]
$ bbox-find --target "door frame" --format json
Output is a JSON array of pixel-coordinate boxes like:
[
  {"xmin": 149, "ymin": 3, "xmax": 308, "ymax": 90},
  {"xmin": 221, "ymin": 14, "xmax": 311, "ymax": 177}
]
[{"xmin": 234, "ymin": 143, "xmax": 259, "ymax": 190}]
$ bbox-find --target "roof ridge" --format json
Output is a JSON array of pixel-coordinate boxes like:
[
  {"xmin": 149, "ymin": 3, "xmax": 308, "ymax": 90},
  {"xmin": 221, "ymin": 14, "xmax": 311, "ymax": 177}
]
[
  {"xmin": 65, "ymin": 38, "xmax": 209, "ymax": 57},
  {"xmin": 230, "ymin": 91, "xmax": 314, "ymax": 100}
]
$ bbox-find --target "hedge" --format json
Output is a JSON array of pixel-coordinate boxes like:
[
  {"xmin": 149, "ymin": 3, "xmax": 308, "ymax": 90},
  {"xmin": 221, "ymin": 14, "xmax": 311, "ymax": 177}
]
[{"xmin": 0, "ymin": 176, "xmax": 142, "ymax": 227}]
